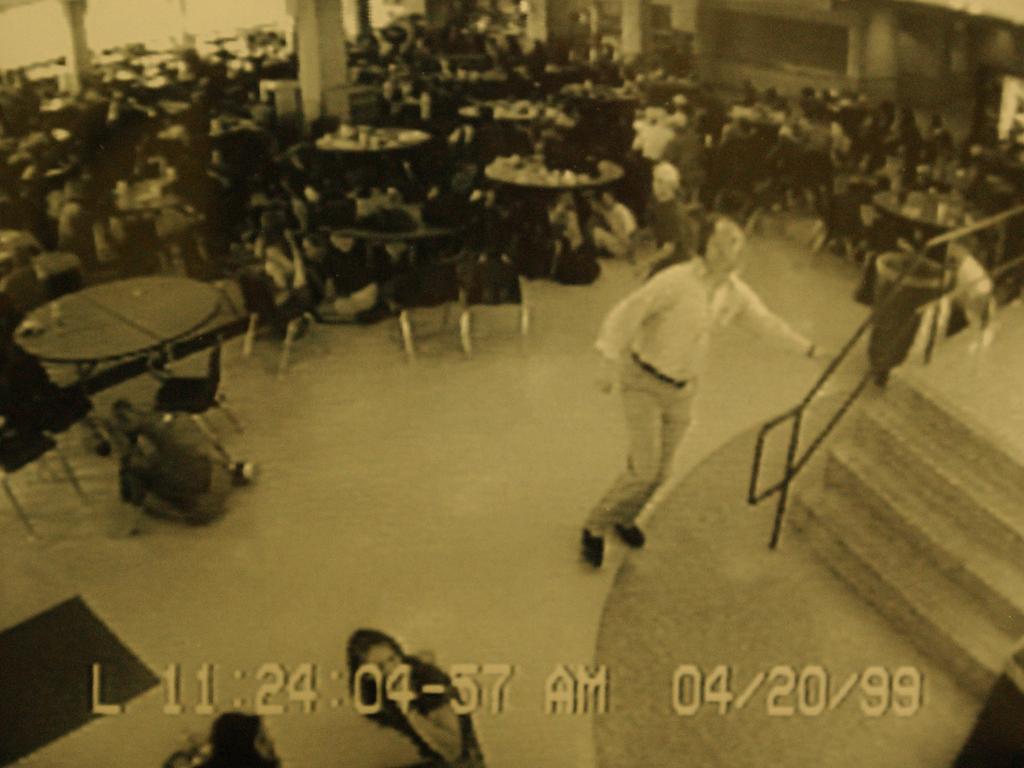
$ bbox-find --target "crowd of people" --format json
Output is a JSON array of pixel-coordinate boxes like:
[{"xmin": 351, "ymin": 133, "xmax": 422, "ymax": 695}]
[
  {"xmin": 1, "ymin": 8, "xmax": 1023, "ymax": 764},
  {"xmin": 0, "ymin": 2, "xmax": 1019, "ymax": 535}
]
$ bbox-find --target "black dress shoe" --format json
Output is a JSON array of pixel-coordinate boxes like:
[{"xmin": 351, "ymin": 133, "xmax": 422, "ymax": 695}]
[
  {"xmin": 581, "ymin": 530, "xmax": 604, "ymax": 568},
  {"xmin": 614, "ymin": 524, "xmax": 646, "ymax": 549}
]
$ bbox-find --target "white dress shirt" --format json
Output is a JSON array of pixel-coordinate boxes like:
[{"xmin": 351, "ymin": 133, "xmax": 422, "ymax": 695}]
[{"xmin": 595, "ymin": 260, "xmax": 811, "ymax": 381}]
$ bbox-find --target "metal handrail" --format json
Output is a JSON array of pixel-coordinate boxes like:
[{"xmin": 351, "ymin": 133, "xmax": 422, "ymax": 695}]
[{"xmin": 749, "ymin": 202, "xmax": 1024, "ymax": 550}]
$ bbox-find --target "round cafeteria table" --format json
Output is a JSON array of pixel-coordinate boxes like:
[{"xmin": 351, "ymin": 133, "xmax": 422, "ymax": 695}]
[{"xmin": 16, "ymin": 276, "xmax": 222, "ymax": 374}]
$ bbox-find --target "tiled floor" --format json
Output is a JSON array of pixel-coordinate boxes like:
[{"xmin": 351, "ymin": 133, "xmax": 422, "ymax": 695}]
[{"xmin": 1, "ymin": 215, "xmax": 939, "ymax": 768}]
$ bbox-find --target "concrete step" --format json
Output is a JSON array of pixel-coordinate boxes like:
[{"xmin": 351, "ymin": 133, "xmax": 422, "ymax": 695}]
[
  {"xmin": 850, "ymin": 400, "xmax": 1024, "ymax": 567},
  {"xmin": 791, "ymin": 486, "xmax": 1011, "ymax": 700},
  {"xmin": 882, "ymin": 379, "xmax": 1024, "ymax": 508},
  {"xmin": 825, "ymin": 442, "xmax": 1024, "ymax": 638}
]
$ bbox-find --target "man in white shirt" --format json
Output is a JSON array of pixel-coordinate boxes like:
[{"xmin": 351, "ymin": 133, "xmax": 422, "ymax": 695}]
[{"xmin": 581, "ymin": 215, "xmax": 823, "ymax": 567}]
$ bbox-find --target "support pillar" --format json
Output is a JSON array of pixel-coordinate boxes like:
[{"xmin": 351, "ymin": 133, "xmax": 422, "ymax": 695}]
[
  {"xmin": 860, "ymin": 2, "xmax": 899, "ymax": 100},
  {"xmin": 526, "ymin": 0, "xmax": 549, "ymax": 43},
  {"xmin": 621, "ymin": 0, "xmax": 648, "ymax": 60},
  {"xmin": 60, "ymin": 0, "xmax": 90, "ymax": 95},
  {"xmin": 341, "ymin": 0, "xmax": 360, "ymax": 40},
  {"xmin": 294, "ymin": 0, "xmax": 351, "ymax": 127},
  {"xmin": 177, "ymin": 0, "xmax": 196, "ymax": 49},
  {"xmin": 669, "ymin": 0, "xmax": 697, "ymax": 32}
]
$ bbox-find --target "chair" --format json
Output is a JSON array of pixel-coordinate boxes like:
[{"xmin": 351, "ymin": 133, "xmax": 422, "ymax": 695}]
[
  {"xmin": 457, "ymin": 253, "xmax": 529, "ymax": 359},
  {"xmin": 237, "ymin": 268, "xmax": 305, "ymax": 377},
  {"xmin": 33, "ymin": 251, "xmax": 84, "ymax": 299},
  {"xmin": 0, "ymin": 427, "xmax": 85, "ymax": 539},
  {"xmin": 153, "ymin": 340, "xmax": 241, "ymax": 460},
  {"xmin": 393, "ymin": 260, "xmax": 461, "ymax": 362}
]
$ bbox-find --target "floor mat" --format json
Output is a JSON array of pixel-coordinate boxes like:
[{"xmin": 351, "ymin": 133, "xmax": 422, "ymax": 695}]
[{"xmin": 0, "ymin": 596, "xmax": 158, "ymax": 766}]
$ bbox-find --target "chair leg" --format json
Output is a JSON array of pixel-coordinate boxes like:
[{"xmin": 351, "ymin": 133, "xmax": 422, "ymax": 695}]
[
  {"xmin": 3, "ymin": 474, "xmax": 35, "ymax": 539},
  {"xmin": 519, "ymin": 303, "xmax": 530, "ymax": 336},
  {"xmin": 52, "ymin": 445, "xmax": 87, "ymax": 502},
  {"xmin": 216, "ymin": 396, "xmax": 244, "ymax": 433},
  {"xmin": 399, "ymin": 310, "xmax": 416, "ymax": 362},
  {"xmin": 191, "ymin": 414, "xmax": 233, "ymax": 463},
  {"xmin": 242, "ymin": 313, "xmax": 259, "ymax": 358},
  {"xmin": 278, "ymin": 318, "xmax": 300, "ymax": 377},
  {"xmin": 459, "ymin": 309, "xmax": 472, "ymax": 358}
]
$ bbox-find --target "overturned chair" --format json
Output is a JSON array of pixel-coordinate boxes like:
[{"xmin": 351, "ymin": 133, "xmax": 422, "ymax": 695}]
[{"xmin": 151, "ymin": 338, "xmax": 242, "ymax": 461}]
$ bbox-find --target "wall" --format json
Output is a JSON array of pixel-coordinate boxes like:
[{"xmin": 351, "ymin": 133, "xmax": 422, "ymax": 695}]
[
  {"xmin": 974, "ymin": 23, "xmax": 1023, "ymax": 73},
  {"xmin": 889, "ymin": 5, "xmax": 976, "ymax": 107},
  {"xmin": 698, "ymin": 0, "xmax": 860, "ymax": 96}
]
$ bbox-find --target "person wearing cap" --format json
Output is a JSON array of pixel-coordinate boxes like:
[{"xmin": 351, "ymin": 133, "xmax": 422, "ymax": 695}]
[{"xmin": 580, "ymin": 208, "xmax": 823, "ymax": 567}]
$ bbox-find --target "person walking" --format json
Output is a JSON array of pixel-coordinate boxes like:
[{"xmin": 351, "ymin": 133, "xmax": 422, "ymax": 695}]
[{"xmin": 580, "ymin": 214, "xmax": 825, "ymax": 567}]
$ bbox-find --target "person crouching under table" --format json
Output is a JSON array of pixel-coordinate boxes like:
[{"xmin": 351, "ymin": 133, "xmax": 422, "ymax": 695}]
[{"xmin": 104, "ymin": 399, "xmax": 255, "ymax": 536}]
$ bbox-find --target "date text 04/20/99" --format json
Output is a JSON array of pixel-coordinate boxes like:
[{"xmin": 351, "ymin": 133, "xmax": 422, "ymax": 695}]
[
  {"xmin": 90, "ymin": 663, "xmax": 610, "ymax": 717},
  {"xmin": 671, "ymin": 664, "xmax": 924, "ymax": 717}
]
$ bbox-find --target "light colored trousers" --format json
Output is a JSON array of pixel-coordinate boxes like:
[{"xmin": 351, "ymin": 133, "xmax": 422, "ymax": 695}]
[{"xmin": 585, "ymin": 358, "xmax": 695, "ymax": 534}]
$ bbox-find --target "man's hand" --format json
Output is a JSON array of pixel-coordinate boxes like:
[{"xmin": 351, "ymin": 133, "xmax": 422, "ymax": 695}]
[
  {"xmin": 807, "ymin": 343, "xmax": 836, "ymax": 361},
  {"xmin": 596, "ymin": 357, "xmax": 618, "ymax": 394}
]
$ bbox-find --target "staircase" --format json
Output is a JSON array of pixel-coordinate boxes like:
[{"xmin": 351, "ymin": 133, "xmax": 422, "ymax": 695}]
[{"xmin": 790, "ymin": 378, "xmax": 1024, "ymax": 699}]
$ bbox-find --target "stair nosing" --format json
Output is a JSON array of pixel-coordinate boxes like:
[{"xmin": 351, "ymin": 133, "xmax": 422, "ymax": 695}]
[
  {"xmin": 827, "ymin": 442, "xmax": 1024, "ymax": 620},
  {"xmin": 855, "ymin": 404, "xmax": 1024, "ymax": 543},
  {"xmin": 795, "ymin": 486, "xmax": 1012, "ymax": 674}
]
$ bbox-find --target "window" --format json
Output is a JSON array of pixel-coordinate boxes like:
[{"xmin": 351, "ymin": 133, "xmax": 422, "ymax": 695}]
[{"xmin": 0, "ymin": 1, "xmax": 68, "ymax": 71}]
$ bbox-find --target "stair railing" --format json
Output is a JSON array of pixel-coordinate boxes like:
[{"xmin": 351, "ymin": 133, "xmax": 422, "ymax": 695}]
[{"xmin": 749, "ymin": 202, "xmax": 1024, "ymax": 550}]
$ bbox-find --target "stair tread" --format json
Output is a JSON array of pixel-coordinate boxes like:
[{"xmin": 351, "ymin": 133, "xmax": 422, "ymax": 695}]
[
  {"xmin": 858, "ymin": 396, "xmax": 1024, "ymax": 540},
  {"xmin": 878, "ymin": 381, "xmax": 1024, "ymax": 495},
  {"xmin": 893, "ymin": 369, "xmax": 1024, "ymax": 469},
  {"xmin": 829, "ymin": 440, "xmax": 1024, "ymax": 616},
  {"xmin": 797, "ymin": 485, "xmax": 1012, "ymax": 675},
  {"xmin": 864, "ymin": 391, "xmax": 1024, "ymax": 518}
]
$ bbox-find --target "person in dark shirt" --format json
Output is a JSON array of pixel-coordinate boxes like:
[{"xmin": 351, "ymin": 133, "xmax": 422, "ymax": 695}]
[
  {"xmin": 346, "ymin": 629, "xmax": 486, "ymax": 767},
  {"xmin": 643, "ymin": 162, "xmax": 699, "ymax": 276},
  {"xmin": 299, "ymin": 231, "xmax": 379, "ymax": 322}
]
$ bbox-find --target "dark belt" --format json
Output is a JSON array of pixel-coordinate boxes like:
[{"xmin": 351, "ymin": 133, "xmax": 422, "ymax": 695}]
[{"xmin": 632, "ymin": 353, "xmax": 688, "ymax": 390}]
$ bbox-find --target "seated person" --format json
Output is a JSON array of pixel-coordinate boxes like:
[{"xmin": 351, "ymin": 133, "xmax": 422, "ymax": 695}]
[
  {"xmin": 254, "ymin": 212, "xmax": 316, "ymax": 328},
  {"xmin": 56, "ymin": 178, "xmax": 98, "ymax": 268},
  {"xmin": 587, "ymin": 190, "xmax": 637, "ymax": 259},
  {"xmin": 346, "ymin": 629, "xmax": 486, "ymax": 768},
  {"xmin": 164, "ymin": 712, "xmax": 280, "ymax": 768},
  {"xmin": 0, "ymin": 244, "xmax": 46, "ymax": 318},
  {"xmin": 0, "ymin": 333, "xmax": 102, "ymax": 447},
  {"xmin": 302, "ymin": 231, "xmax": 379, "ymax": 322},
  {"xmin": 197, "ymin": 713, "xmax": 280, "ymax": 768},
  {"xmin": 105, "ymin": 399, "xmax": 255, "ymax": 533},
  {"xmin": 549, "ymin": 193, "xmax": 600, "ymax": 285}
]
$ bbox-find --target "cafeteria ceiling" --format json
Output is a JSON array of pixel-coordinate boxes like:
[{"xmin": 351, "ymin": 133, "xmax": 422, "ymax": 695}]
[
  {"xmin": 896, "ymin": 0, "xmax": 1024, "ymax": 24},
  {"xmin": 1, "ymin": 0, "xmax": 1022, "ymax": 25}
]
